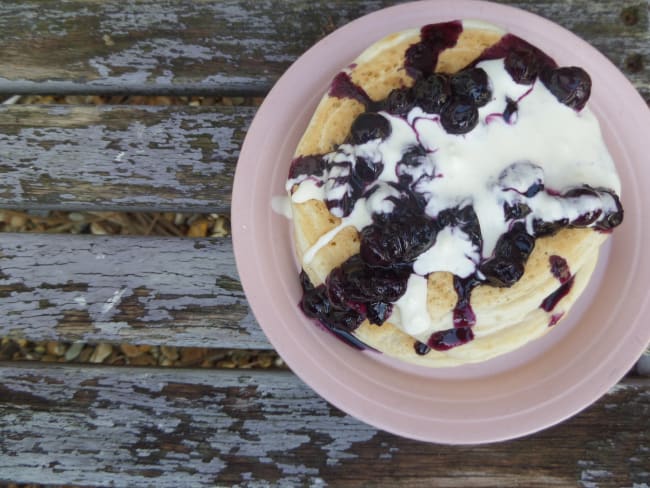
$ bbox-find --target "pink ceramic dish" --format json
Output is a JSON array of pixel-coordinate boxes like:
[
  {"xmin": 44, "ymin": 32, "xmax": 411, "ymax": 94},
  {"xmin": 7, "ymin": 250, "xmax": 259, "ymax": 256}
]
[{"xmin": 232, "ymin": 0, "xmax": 650, "ymax": 444}]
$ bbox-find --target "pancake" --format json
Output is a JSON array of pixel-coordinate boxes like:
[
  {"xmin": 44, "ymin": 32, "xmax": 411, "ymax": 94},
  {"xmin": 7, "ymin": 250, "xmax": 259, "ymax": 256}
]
[{"xmin": 286, "ymin": 20, "xmax": 623, "ymax": 367}]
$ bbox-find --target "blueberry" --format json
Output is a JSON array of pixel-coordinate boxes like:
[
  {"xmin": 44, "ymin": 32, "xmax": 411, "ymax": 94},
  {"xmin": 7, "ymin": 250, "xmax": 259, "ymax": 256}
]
[
  {"xmin": 540, "ymin": 67, "xmax": 591, "ymax": 111},
  {"xmin": 450, "ymin": 68, "xmax": 491, "ymax": 107},
  {"xmin": 325, "ymin": 267, "xmax": 348, "ymax": 309},
  {"xmin": 300, "ymin": 286, "xmax": 331, "ymax": 318},
  {"xmin": 479, "ymin": 257, "xmax": 524, "ymax": 287},
  {"xmin": 354, "ymin": 157, "xmax": 383, "ymax": 183},
  {"xmin": 405, "ymin": 42, "xmax": 434, "ymax": 78},
  {"xmin": 572, "ymin": 209, "xmax": 603, "ymax": 227},
  {"xmin": 427, "ymin": 327, "xmax": 474, "ymax": 351},
  {"xmin": 324, "ymin": 161, "xmax": 366, "ymax": 218},
  {"xmin": 493, "ymin": 236, "xmax": 517, "ymax": 260},
  {"xmin": 524, "ymin": 182, "xmax": 544, "ymax": 198},
  {"xmin": 360, "ymin": 217, "xmax": 437, "ymax": 266},
  {"xmin": 512, "ymin": 230, "xmax": 535, "ymax": 258},
  {"xmin": 594, "ymin": 191, "xmax": 624, "ymax": 231},
  {"xmin": 414, "ymin": 341, "xmax": 431, "ymax": 355},
  {"xmin": 299, "ymin": 270, "xmax": 314, "ymax": 291},
  {"xmin": 289, "ymin": 155, "xmax": 326, "ymax": 179},
  {"xmin": 325, "ymin": 191, "xmax": 357, "ymax": 218},
  {"xmin": 563, "ymin": 185, "xmax": 599, "ymax": 199},
  {"xmin": 329, "ymin": 308, "xmax": 365, "ymax": 331},
  {"xmin": 366, "ymin": 301, "xmax": 392, "ymax": 325},
  {"xmin": 366, "ymin": 274, "xmax": 409, "ymax": 302},
  {"xmin": 498, "ymin": 162, "xmax": 545, "ymax": 195},
  {"xmin": 435, "ymin": 208, "xmax": 456, "ymax": 228},
  {"xmin": 532, "ymin": 218, "xmax": 569, "ymax": 237},
  {"xmin": 503, "ymin": 98, "xmax": 518, "ymax": 123},
  {"xmin": 494, "ymin": 225, "xmax": 535, "ymax": 261},
  {"xmin": 562, "ymin": 186, "xmax": 622, "ymax": 229},
  {"xmin": 596, "ymin": 208, "xmax": 623, "ymax": 231},
  {"xmin": 399, "ymin": 145, "xmax": 428, "ymax": 167},
  {"xmin": 384, "ymin": 87, "xmax": 415, "ymax": 116},
  {"xmin": 438, "ymin": 206, "xmax": 482, "ymax": 248},
  {"xmin": 504, "ymin": 48, "xmax": 544, "ymax": 84},
  {"xmin": 299, "ymin": 264, "xmax": 370, "ymax": 333},
  {"xmin": 456, "ymin": 206, "xmax": 481, "ymax": 241},
  {"xmin": 348, "ymin": 112, "xmax": 391, "ymax": 144},
  {"xmin": 412, "ymin": 73, "xmax": 451, "ymax": 113},
  {"xmin": 503, "ymin": 202, "xmax": 531, "ymax": 220},
  {"xmin": 373, "ymin": 190, "xmax": 427, "ymax": 223},
  {"xmin": 440, "ymin": 97, "xmax": 479, "ymax": 134},
  {"xmin": 359, "ymin": 225, "xmax": 396, "ymax": 266},
  {"xmin": 395, "ymin": 145, "xmax": 433, "ymax": 186},
  {"xmin": 329, "ymin": 256, "xmax": 409, "ymax": 304}
]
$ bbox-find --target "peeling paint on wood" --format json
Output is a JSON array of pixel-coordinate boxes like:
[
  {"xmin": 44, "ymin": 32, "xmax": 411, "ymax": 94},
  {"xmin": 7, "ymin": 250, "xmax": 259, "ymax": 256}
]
[
  {"xmin": 0, "ymin": 104, "xmax": 252, "ymax": 212},
  {"xmin": 0, "ymin": 233, "xmax": 270, "ymax": 349},
  {"xmin": 0, "ymin": 0, "xmax": 647, "ymax": 98},
  {"xmin": 0, "ymin": 364, "xmax": 648, "ymax": 487}
]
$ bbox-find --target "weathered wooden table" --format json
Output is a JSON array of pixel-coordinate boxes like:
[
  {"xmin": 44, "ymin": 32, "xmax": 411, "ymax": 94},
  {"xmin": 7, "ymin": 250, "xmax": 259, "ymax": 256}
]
[{"xmin": 1, "ymin": 1, "xmax": 649, "ymax": 486}]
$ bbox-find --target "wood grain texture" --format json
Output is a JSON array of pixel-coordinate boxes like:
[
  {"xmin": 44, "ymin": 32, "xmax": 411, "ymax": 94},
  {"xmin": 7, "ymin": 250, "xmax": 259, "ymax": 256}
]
[
  {"xmin": 0, "ymin": 363, "xmax": 648, "ymax": 487},
  {"xmin": 0, "ymin": 104, "xmax": 252, "ymax": 212},
  {"xmin": 0, "ymin": 232, "xmax": 270, "ymax": 349},
  {"xmin": 0, "ymin": 0, "xmax": 647, "ymax": 101}
]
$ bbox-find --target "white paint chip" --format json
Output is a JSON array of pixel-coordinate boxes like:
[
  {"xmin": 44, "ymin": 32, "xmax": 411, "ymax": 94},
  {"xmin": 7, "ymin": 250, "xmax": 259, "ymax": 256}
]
[{"xmin": 101, "ymin": 288, "xmax": 128, "ymax": 314}]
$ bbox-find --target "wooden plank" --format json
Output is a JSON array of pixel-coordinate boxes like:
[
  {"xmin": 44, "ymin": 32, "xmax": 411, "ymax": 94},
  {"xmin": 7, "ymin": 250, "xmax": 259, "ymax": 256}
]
[
  {"xmin": 0, "ymin": 0, "xmax": 647, "ymax": 100},
  {"xmin": 0, "ymin": 363, "xmax": 648, "ymax": 487},
  {"xmin": 0, "ymin": 104, "xmax": 252, "ymax": 213},
  {"xmin": 0, "ymin": 232, "xmax": 270, "ymax": 349}
]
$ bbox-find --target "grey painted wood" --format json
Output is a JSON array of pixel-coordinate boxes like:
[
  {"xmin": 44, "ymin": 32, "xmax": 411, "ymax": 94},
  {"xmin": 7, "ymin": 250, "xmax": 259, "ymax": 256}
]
[
  {"xmin": 0, "ymin": 363, "xmax": 648, "ymax": 487},
  {"xmin": 0, "ymin": 0, "xmax": 647, "ymax": 100},
  {"xmin": 0, "ymin": 104, "xmax": 252, "ymax": 212},
  {"xmin": 0, "ymin": 232, "xmax": 270, "ymax": 349}
]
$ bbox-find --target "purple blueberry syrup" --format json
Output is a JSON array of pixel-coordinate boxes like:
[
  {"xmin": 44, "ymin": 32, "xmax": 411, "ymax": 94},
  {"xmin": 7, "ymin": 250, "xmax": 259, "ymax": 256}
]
[
  {"xmin": 293, "ymin": 22, "xmax": 623, "ymax": 355},
  {"xmin": 548, "ymin": 312, "xmax": 565, "ymax": 327},
  {"xmin": 549, "ymin": 255, "xmax": 571, "ymax": 284},
  {"xmin": 329, "ymin": 72, "xmax": 373, "ymax": 108},
  {"xmin": 452, "ymin": 276, "xmax": 478, "ymax": 327},
  {"xmin": 405, "ymin": 21, "xmax": 463, "ymax": 78},
  {"xmin": 540, "ymin": 277, "xmax": 575, "ymax": 312}
]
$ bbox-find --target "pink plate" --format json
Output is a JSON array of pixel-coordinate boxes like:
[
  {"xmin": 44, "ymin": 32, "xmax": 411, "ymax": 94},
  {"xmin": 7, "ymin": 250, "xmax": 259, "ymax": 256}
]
[{"xmin": 232, "ymin": 0, "xmax": 650, "ymax": 444}]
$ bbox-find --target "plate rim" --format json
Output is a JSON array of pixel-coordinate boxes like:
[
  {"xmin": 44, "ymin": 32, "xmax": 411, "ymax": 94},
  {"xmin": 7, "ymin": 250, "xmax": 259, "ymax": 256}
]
[{"xmin": 232, "ymin": 0, "xmax": 650, "ymax": 444}]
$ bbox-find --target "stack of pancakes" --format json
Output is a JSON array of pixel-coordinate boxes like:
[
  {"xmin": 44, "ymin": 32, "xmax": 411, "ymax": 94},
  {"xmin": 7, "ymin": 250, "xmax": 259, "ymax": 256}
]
[{"xmin": 289, "ymin": 21, "xmax": 612, "ymax": 367}]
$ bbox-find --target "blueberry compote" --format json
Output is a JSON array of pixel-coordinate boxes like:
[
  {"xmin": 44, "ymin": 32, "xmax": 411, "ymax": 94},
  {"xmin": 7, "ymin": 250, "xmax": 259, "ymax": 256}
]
[{"xmin": 291, "ymin": 21, "xmax": 624, "ymax": 356}]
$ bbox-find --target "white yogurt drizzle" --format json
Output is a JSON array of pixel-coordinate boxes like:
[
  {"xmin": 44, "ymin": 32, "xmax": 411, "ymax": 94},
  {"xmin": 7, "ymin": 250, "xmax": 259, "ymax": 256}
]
[{"xmin": 286, "ymin": 58, "xmax": 620, "ymax": 337}]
